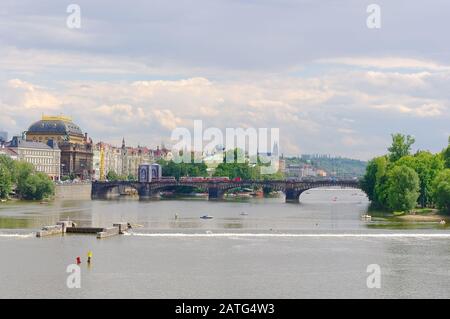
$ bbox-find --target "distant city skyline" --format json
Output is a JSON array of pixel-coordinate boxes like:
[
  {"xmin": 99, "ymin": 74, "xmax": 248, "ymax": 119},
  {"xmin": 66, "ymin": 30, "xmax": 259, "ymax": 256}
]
[{"xmin": 1, "ymin": 1, "xmax": 449, "ymax": 160}]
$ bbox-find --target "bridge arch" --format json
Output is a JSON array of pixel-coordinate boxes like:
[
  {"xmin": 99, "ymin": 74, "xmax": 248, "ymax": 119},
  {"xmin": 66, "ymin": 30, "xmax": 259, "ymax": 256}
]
[
  {"xmin": 285, "ymin": 182, "xmax": 363, "ymax": 203},
  {"xmin": 92, "ymin": 180, "xmax": 364, "ymax": 203}
]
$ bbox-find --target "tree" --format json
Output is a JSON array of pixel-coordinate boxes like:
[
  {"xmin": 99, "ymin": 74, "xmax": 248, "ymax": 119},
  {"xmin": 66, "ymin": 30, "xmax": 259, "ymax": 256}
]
[
  {"xmin": 432, "ymin": 169, "xmax": 450, "ymax": 214},
  {"xmin": 0, "ymin": 163, "xmax": 12, "ymax": 199},
  {"xmin": 106, "ymin": 170, "xmax": 119, "ymax": 181},
  {"xmin": 386, "ymin": 165, "xmax": 420, "ymax": 212},
  {"xmin": 157, "ymin": 159, "xmax": 208, "ymax": 180},
  {"xmin": 443, "ymin": 137, "xmax": 450, "ymax": 169},
  {"xmin": 0, "ymin": 159, "xmax": 55, "ymax": 200},
  {"xmin": 360, "ymin": 156, "xmax": 387, "ymax": 203},
  {"xmin": 17, "ymin": 172, "xmax": 55, "ymax": 200},
  {"xmin": 396, "ymin": 152, "xmax": 444, "ymax": 207},
  {"xmin": 0, "ymin": 155, "xmax": 17, "ymax": 183},
  {"xmin": 388, "ymin": 133, "xmax": 415, "ymax": 162},
  {"xmin": 15, "ymin": 161, "xmax": 35, "ymax": 192}
]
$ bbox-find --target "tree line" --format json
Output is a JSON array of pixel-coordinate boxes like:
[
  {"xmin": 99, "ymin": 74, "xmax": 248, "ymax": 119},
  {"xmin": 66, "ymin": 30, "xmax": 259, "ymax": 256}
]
[
  {"xmin": 361, "ymin": 134, "xmax": 450, "ymax": 213},
  {"xmin": 157, "ymin": 149, "xmax": 285, "ymax": 181},
  {"xmin": 0, "ymin": 155, "xmax": 55, "ymax": 200}
]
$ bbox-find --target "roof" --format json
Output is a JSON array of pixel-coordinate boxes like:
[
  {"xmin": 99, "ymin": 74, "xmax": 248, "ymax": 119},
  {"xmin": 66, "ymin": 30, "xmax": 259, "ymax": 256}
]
[
  {"xmin": 7, "ymin": 137, "xmax": 60, "ymax": 150},
  {"xmin": 0, "ymin": 147, "xmax": 18, "ymax": 156},
  {"xmin": 27, "ymin": 116, "xmax": 84, "ymax": 137}
]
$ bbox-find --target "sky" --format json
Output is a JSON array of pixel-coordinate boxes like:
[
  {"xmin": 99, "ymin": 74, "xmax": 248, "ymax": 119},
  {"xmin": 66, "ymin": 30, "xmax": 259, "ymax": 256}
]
[{"xmin": 0, "ymin": 0, "xmax": 449, "ymax": 160}]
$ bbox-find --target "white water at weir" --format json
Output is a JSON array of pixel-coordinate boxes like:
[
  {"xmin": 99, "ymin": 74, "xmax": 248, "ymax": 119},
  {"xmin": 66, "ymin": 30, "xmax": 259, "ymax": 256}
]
[
  {"xmin": 0, "ymin": 232, "xmax": 35, "ymax": 238},
  {"xmin": 128, "ymin": 232, "xmax": 450, "ymax": 238},
  {"xmin": 2, "ymin": 232, "xmax": 450, "ymax": 239}
]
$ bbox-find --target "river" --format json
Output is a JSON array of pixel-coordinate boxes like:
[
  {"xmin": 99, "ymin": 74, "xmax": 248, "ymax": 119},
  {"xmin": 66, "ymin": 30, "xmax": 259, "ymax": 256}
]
[{"xmin": 0, "ymin": 188, "xmax": 449, "ymax": 298}]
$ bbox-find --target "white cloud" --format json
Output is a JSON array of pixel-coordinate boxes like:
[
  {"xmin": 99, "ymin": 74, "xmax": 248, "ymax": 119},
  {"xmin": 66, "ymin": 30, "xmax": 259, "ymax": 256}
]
[
  {"xmin": 318, "ymin": 57, "xmax": 450, "ymax": 71},
  {"xmin": 1, "ymin": 56, "xmax": 449, "ymax": 159},
  {"xmin": 6, "ymin": 79, "xmax": 61, "ymax": 110}
]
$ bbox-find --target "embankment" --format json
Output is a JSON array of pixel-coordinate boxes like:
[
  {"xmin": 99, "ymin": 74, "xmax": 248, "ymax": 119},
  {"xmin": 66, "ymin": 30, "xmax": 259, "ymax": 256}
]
[{"xmin": 55, "ymin": 182, "xmax": 92, "ymax": 200}]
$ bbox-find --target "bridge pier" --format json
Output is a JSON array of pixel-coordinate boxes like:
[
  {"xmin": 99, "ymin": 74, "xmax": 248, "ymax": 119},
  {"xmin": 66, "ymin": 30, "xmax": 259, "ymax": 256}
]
[
  {"xmin": 208, "ymin": 187, "xmax": 225, "ymax": 200},
  {"xmin": 91, "ymin": 184, "xmax": 120, "ymax": 199},
  {"xmin": 285, "ymin": 189, "xmax": 303, "ymax": 203},
  {"xmin": 137, "ymin": 184, "xmax": 160, "ymax": 200}
]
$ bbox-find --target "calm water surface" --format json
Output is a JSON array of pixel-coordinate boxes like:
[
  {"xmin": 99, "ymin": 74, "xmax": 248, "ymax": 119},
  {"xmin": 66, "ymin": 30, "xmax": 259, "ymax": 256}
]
[{"xmin": 1, "ymin": 189, "xmax": 449, "ymax": 298}]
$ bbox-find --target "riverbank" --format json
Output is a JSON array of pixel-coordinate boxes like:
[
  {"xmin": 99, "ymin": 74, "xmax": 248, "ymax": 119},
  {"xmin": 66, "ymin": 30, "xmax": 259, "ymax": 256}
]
[
  {"xmin": 370, "ymin": 207, "xmax": 448, "ymax": 224},
  {"xmin": 394, "ymin": 208, "xmax": 448, "ymax": 222}
]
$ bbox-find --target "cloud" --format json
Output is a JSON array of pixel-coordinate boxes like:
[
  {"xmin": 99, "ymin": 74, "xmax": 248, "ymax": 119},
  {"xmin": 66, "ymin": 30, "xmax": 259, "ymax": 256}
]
[
  {"xmin": 317, "ymin": 57, "xmax": 450, "ymax": 71},
  {"xmin": 2, "ymin": 66, "xmax": 448, "ymax": 160},
  {"xmin": 6, "ymin": 79, "xmax": 61, "ymax": 110},
  {"xmin": 1, "ymin": 1, "xmax": 450, "ymax": 159}
]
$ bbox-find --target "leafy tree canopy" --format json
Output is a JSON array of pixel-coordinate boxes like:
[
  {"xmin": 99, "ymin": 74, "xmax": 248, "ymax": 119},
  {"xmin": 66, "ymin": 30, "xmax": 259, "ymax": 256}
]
[{"xmin": 388, "ymin": 133, "xmax": 415, "ymax": 162}]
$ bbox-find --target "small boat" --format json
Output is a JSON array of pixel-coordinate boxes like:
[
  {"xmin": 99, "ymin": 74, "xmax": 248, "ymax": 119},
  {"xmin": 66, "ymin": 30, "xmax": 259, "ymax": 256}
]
[
  {"xmin": 361, "ymin": 214, "xmax": 372, "ymax": 221},
  {"xmin": 240, "ymin": 212, "xmax": 248, "ymax": 216},
  {"xmin": 200, "ymin": 215, "xmax": 214, "ymax": 219}
]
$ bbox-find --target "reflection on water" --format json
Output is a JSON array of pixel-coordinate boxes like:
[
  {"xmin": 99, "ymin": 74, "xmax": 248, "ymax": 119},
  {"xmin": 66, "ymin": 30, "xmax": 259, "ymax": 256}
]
[{"xmin": 0, "ymin": 188, "xmax": 447, "ymax": 231}]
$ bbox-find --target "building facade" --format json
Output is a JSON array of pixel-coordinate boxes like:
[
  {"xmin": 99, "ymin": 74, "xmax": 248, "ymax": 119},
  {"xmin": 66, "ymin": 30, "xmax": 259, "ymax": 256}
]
[
  {"xmin": 93, "ymin": 142, "xmax": 123, "ymax": 180},
  {"xmin": 92, "ymin": 139, "xmax": 173, "ymax": 180},
  {"xmin": 26, "ymin": 115, "xmax": 93, "ymax": 179},
  {"xmin": 7, "ymin": 136, "xmax": 61, "ymax": 180}
]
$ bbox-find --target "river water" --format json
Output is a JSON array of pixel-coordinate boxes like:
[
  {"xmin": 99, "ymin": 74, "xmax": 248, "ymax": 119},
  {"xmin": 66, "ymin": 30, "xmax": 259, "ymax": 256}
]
[{"xmin": 0, "ymin": 188, "xmax": 449, "ymax": 298}]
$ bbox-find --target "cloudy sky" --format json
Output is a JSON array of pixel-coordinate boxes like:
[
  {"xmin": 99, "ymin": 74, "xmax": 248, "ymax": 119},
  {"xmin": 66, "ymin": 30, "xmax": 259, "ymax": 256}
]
[{"xmin": 1, "ymin": 0, "xmax": 449, "ymax": 160}]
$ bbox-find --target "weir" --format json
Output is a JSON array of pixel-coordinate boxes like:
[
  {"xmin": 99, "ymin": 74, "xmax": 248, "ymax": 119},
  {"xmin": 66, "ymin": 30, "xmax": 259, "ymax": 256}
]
[{"xmin": 36, "ymin": 221, "xmax": 131, "ymax": 239}]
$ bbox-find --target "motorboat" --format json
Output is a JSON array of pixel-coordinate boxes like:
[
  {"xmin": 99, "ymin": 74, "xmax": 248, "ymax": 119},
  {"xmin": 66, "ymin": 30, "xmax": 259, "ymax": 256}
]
[
  {"xmin": 200, "ymin": 215, "xmax": 214, "ymax": 219},
  {"xmin": 240, "ymin": 212, "xmax": 248, "ymax": 216},
  {"xmin": 361, "ymin": 214, "xmax": 372, "ymax": 221}
]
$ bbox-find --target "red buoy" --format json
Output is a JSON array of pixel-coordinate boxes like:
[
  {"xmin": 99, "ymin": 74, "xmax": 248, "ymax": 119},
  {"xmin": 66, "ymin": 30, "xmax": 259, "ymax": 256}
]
[{"xmin": 76, "ymin": 257, "xmax": 81, "ymax": 264}]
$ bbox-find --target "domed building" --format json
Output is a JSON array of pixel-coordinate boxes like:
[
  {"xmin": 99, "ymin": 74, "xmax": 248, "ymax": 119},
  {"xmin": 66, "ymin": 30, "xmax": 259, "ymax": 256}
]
[{"xmin": 26, "ymin": 115, "xmax": 94, "ymax": 179}]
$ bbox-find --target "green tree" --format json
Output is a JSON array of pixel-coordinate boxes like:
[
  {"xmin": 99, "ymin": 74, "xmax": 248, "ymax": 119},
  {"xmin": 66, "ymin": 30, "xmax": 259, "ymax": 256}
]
[
  {"xmin": 360, "ymin": 156, "xmax": 388, "ymax": 203},
  {"xmin": 0, "ymin": 155, "xmax": 18, "ymax": 183},
  {"xmin": 386, "ymin": 165, "xmax": 420, "ymax": 212},
  {"xmin": 15, "ymin": 161, "xmax": 35, "ymax": 191},
  {"xmin": 106, "ymin": 170, "xmax": 120, "ymax": 181},
  {"xmin": 0, "ymin": 163, "xmax": 12, "ymax": 199},
  {"xmin": 157, "ymin": 159, "xmax": 208, "ymax": 180},
  {"xmin": 432, "ymin": 169, "xmax": 450, "ymax": 214},
  {"xmin": 443, "ymin": 137, "xmax": 450, "ymax": 169},
  {"xmin": 396, "ymin": 152, "xmax": 444, "ymax": 207},
  {"xmin": 388, "ymin": 133, "xmax": 415, "ymax": 162},
  {"xmin": 17, "ymin": 171, "xmax": 54, "ymax": 200}
]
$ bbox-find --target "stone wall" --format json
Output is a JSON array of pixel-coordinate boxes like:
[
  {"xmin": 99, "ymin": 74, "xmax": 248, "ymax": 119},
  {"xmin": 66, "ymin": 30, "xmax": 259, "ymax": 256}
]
[{"xmin": 55, "ymin": 182, "xmax": 92, "ymax": 200}]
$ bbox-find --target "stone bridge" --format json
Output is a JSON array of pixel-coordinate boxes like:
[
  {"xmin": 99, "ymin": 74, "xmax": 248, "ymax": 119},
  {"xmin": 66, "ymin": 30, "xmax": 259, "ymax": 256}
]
[{"xmin": 91, "ymin": 179, "xmax": 362, "ymax": 203}]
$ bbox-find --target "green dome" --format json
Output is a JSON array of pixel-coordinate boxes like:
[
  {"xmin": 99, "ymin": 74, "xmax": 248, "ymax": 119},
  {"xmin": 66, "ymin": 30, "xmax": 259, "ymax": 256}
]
[{"xmin": 28, "ymin": 118, "xmax": 84, "ymax": 137}]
